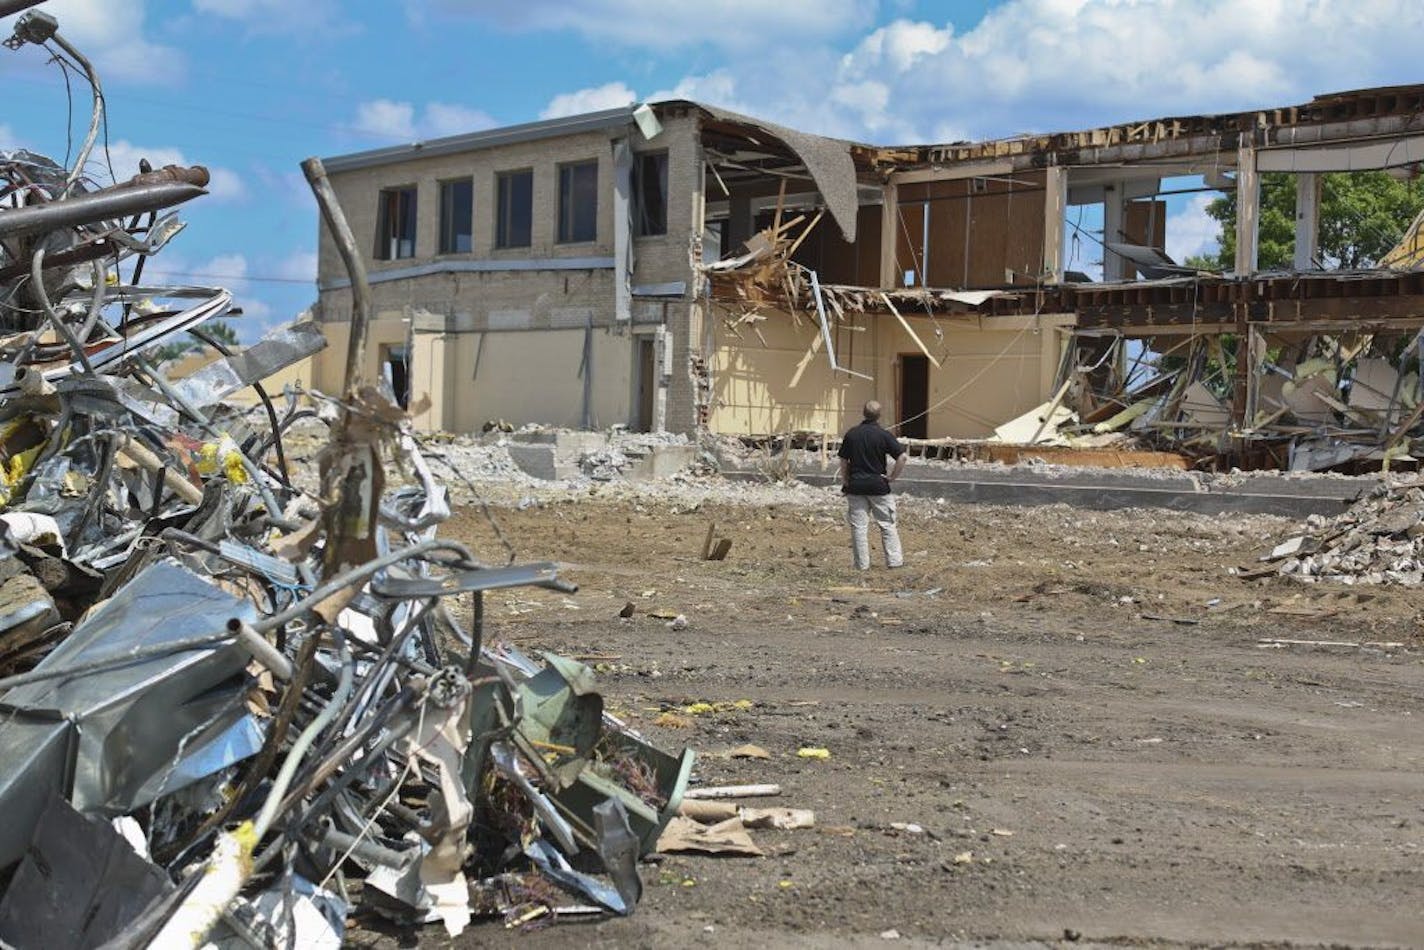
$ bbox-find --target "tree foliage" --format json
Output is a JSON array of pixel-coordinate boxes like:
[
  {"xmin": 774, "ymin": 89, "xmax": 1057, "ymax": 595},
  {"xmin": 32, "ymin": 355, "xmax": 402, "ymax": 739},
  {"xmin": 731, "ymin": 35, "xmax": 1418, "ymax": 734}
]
[
  {"xmin": 152, "ymin": 318, "xmax": 241, "ymax": 364},
  {"xmin": 1186, "ymin": 171, "xmax": 1424, "ymax": 272}
]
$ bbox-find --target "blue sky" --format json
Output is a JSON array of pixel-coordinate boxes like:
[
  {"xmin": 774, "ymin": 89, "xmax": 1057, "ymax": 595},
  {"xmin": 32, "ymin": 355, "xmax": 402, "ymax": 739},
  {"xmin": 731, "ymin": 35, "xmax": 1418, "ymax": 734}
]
[{"xmin": 2, "ymin": 0, "xmax": 1420, "ymax": 339}]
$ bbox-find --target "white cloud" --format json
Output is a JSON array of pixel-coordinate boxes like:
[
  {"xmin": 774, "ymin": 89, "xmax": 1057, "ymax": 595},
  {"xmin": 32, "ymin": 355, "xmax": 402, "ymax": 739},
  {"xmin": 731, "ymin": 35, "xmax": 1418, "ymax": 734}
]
[
  {"xmin": 353, "ymin": 99, "xmax": 496, "ymax": 141},
  {"xmin": 424, "ymin": 0, "xmax": 876, "ymax": 49},
  {"xmin": 1166, "ymin": 194, "xmax": 1222, "ymax": 265},
  {"xmin": 275, "ymin": 250, "xmax": 318, "ymax": 284},
  {"xmin": 649, "ymin": 71, "xmax": 749, "ymax": 111},
  {"xmin": 423, "ymin": 102, "xmax": 496, "ymax": 136},
  {"xmin": 191, "ymin": 0, "xmax": 342, "ymax": 30},
  {"xmin": 94, "ymin": 141, "xmax": 246, "ymax": 203},
  {"xmin": 824, "ymin": 0, "xmax": 1424, "ymax": 143},
  {"xmin": 354, "ymin": 99, "xmax": 417, "ymax": 140},
  {"xmin": 410, "ymin": 0, "xmax": 1423, "ymax": 152},
  {"xmin": 147, "ymin": 252, "xmax": 274, "ymax": 322},
  {"xmin": 541, "ymin": 82, "xmax": 637, "ymax": 119},
  {"xmin": 3, "ymin": 0, "xmax": 183, "ymax": 84}
]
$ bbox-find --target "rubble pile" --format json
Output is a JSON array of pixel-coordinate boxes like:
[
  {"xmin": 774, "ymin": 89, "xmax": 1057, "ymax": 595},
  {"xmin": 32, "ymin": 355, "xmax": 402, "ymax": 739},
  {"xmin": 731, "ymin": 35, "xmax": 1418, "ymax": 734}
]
[
  {"xmin": 0, "ymin": 7, "xmax": 703, "ymax": 946},
  {"xmin": 1260, "ymin": 480, "xmax": 1424, "ymax": 584}
]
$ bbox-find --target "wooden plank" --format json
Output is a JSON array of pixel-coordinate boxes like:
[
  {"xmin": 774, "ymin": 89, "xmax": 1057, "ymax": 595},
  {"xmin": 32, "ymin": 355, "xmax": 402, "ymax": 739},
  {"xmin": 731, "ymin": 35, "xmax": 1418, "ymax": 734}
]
[{"xmin": 880, "ymin": 292, "xmax": 941, "ymax": 368}]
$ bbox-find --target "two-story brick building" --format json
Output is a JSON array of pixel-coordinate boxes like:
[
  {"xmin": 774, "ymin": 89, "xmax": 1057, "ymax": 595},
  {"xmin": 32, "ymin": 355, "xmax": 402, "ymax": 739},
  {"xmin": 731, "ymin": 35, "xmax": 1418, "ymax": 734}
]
[
  {"xmin": 312, "ymin": 103, "xmax": 706, "ymax": 434},
  {"xmin": 311, "ymin": 87, "xmax": 1424, "ymax": 464}
]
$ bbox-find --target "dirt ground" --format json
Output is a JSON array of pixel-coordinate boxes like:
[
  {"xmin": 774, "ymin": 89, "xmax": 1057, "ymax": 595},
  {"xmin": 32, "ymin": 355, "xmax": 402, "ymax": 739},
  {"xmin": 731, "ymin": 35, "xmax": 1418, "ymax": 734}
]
[{"xmin": 404, "ymin": 485, "xmax": 1424, "ymax": 948}]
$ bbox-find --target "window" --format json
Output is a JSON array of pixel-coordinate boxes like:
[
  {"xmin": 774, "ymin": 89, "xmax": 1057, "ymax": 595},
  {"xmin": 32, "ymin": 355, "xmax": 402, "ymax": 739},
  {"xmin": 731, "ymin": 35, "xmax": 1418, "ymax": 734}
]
[
  {"xmin": 633, "ymin": 151, "xmax": 668, "ymax": 237},
  {"xmin": 439, "ymin": 178, "xmax": 473, "ymax": 254},
  {"xmin": 495, "ymin": 170, "xmax": 532, "ymax": 249},
  {"xmin": 557, "ymin": 160, "xmax": 598, "ymax": 243},
  {"xmin": 375, "ymin": 186, "xmax": 416, "ymax": 260}
]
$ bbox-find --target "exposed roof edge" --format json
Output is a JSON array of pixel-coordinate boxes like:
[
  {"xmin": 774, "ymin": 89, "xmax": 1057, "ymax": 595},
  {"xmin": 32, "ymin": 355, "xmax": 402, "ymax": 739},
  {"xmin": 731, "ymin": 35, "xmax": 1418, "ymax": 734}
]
[
  {"xmin": 666, "ymin": 99, "xmax": 862, "ymax": 244},
  {"xmin": 321, "ymin": 106, "xmax": 638, "ymax": 174}
]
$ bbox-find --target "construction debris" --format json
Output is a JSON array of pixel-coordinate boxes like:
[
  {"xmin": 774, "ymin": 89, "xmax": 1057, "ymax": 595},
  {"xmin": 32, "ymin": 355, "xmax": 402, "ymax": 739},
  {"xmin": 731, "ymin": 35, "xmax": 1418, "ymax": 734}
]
[
  {"xmin": 1258, "ymin": 480, "xmax": 1424, "ymax": 584},
  {"xmin": 0, "ymin": 8, "xmax": 757, "ymax": 945}
]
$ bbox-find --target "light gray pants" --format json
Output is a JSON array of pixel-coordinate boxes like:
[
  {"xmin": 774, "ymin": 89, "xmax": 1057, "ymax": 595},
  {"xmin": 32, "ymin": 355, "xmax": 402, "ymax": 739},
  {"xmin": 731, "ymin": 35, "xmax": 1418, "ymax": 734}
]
[{"xmin": 847, "ymin": 494, "xmax": 903, "ymax": 570}]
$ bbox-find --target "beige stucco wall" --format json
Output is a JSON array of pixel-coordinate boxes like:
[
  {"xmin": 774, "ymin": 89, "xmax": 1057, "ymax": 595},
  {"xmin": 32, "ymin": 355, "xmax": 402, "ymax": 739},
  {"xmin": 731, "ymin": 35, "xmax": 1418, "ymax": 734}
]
[
  {"xmin": 435, "ymin": 327, "xmax": 633, "ymax": 432},
  {"xmin": 319, "ymin": 313, "xmax": 634, "ymax": 432},
  {"xmin": 312, "ymin": 110, "xmax": 704, "ymax": 433},
  {"xmin": 707, "ymin": 306, "xmax": 1073, "ymax": 438}
]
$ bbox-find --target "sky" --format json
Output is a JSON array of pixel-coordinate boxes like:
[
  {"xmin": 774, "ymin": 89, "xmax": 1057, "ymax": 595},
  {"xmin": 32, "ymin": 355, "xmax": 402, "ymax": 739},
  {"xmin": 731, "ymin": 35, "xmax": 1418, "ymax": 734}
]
[{"xmin": 1, "ymin": 0, "xmax": 1421, "ymax": 340}]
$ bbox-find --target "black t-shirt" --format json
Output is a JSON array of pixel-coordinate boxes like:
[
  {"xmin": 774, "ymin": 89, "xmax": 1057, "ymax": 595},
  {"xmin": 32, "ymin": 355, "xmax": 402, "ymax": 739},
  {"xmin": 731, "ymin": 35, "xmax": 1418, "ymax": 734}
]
[{"xmin": 838, "ymin": 421, "xmax": 905, "ymax": 495}]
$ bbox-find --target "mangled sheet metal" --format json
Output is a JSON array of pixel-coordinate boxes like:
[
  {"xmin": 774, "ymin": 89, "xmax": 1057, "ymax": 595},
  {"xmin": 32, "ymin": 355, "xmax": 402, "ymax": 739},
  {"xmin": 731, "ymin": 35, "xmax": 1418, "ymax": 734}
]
[{"xmin": 0, "ymin": 5, "xmax": 699, "ymax": 945}]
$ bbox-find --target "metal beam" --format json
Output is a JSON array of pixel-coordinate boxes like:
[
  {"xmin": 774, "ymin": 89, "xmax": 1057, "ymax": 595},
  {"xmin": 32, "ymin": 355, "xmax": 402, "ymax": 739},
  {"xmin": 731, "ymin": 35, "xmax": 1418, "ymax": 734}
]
[
  {"xmin": 1042, "ymin": 165, "xmax": 1067, "ymax": 283},
  {"xmin": 1258, "ymin": 133, "xmax": 1424, "ymax": 172},
  {"xmin": 1234, "ymin": 143, "xmax": 1259, "ymax": 276}
]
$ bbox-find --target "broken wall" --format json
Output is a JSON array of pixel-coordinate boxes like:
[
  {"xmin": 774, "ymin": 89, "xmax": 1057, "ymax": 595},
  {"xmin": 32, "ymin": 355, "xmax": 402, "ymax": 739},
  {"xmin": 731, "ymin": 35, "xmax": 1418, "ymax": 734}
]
[
  {"xmin": 787, "ymin": 205, "xmax": 883, "ymax": 287},
  {"xmin": 895, "ymin": 172, "xmax": 1046, "ymax": 289},
  {"xmin": 707, "ymin": 306, "xmax": 1068, "ymax": 438}
]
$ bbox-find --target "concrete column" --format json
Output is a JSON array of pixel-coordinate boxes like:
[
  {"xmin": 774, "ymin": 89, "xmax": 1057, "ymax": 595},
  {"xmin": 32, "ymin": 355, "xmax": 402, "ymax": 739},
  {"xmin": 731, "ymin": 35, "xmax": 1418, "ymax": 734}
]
[
  {"xmin": 1235, "ymin": 143, "xmax": 1259, "ymax": 276},
  {"xmin": 652, "ymin": 324, "xmax": 670, "ymax": 433},
  {"xmin": 1293, "ymin": 172, "xmax": 1321, "ymax": 270},
  {"xmin": 1101, "ymin": 182, "xmax": 1125, "ymax": 281},
  {"xmin": 1042, "ymin": 165, "xmax": 1067, "ymax": 283},
  {"xmin": 879, "ymin": 181, "xmax": 898, "ymax": 289},
  {"xmin": 727, "ymin": 193, "xmax": 753, "ymax": 252}
]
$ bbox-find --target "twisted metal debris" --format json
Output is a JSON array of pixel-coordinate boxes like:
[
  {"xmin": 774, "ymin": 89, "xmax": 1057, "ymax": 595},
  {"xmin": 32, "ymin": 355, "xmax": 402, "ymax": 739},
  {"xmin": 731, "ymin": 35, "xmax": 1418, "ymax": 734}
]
[{"xmin": 0, "ymin": 6, "xmax": 692, "ymax": 945}]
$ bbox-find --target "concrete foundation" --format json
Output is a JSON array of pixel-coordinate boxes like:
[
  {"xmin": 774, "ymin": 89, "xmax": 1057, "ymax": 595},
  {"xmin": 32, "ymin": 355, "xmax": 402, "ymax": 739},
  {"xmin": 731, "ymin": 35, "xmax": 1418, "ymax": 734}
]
[{"xmin": 726, "ymin": 462, "xmax": 1374, "ymax": 519}]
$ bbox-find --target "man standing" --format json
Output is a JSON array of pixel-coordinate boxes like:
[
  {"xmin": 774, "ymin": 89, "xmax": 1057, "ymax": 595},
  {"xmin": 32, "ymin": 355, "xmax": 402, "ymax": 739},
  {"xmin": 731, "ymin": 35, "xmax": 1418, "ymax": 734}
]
[{"xmin": 838, "ymin": 400, "xmax": 907, "ymax": 570}]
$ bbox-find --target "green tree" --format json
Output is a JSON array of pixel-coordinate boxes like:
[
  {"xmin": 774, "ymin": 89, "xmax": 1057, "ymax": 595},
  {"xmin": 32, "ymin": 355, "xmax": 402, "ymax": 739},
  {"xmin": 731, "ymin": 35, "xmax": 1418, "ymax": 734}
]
[
  {"xmin": 152, "ymin": 318, "xmax": 241, "ymax": 363},
  {"xmin": 1186, "ymin": 171, "xmax": 1424, "ymax": 272}
]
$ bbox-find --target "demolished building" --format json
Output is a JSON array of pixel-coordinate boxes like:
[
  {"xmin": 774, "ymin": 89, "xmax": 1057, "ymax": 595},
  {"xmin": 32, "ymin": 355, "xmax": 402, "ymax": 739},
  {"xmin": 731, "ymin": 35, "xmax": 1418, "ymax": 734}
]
[{"xmin": 312, "ymin": 85, "xmax": 1424, "ymax": 470}]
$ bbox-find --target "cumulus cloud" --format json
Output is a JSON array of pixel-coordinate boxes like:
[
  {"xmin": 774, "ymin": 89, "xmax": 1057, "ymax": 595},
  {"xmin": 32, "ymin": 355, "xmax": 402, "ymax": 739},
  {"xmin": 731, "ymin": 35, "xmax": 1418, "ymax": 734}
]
[
  {"xmin": 143, "ymin": 252, "xmax": 271, "ymax": 321},
  {"xmin": 423, "ymin": 102, "xmax": 497, "ymax": 136},
  {"xmin": 275, "ymin": 250, "xmax": 319, "ymax": 284},
  {"xmin": 354, "ymin": 99, "xmax": 418, "ymax": 140},
  {"xmin": 3, "ymin": 0, "xmax": 183, "ymax": 84},
  {"xmin": 1166, "ymin": 194, "xmax": 1222, "ymax": 265},
  {"xmin": 93, "ymin": 140, "xmax": 245, "ymax": 203},
  {"xmin": 421, "ymin": 0, "xmax": 876, "ymax": 49},
  {"xmin": 824, "ymin": 0, "xmax": 1424, "ymax": 143},
  {"xmin": 540, "ymin": 82, "xmax": 637, "ymax": 119},
  {"xmin": 353, "ymin": 99, "xmax": 495, "ymax": 141}
]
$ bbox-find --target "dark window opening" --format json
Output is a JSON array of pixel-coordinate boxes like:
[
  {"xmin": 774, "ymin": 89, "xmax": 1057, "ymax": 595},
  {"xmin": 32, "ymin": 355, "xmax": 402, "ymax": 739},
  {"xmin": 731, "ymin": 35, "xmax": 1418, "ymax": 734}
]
[
  {"xmin": 558, "ymin": 160, "xmax": 598, "ymax": 243},
  {"xmin": 384, "ymin": 344, "xmax": 410, "ymax": 410},
  {"xmin": 496, "ymin": 170, "xmax": 533, "ymax": 249},
  {"xmin": 375, "ymin": 186, "xmax": 417, "ymax": 260},
  {"xmin": 633, "ymin": 151, "xmax": 668, "ymax": 237},
  {"xmin": 439, "ymin": 178, "xmax": 473, "ymax": 254}
]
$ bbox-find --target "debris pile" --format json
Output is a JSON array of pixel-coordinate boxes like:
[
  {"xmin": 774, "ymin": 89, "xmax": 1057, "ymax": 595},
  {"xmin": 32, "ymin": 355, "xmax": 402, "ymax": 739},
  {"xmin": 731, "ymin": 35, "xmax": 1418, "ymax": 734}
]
[
  {"xmin": 704, "ymin": 184, "xmax": 1424, "ymax": 474},
  {"xmin": 0, "ymin": 7, "xmax": 698, "ymax": 945},
  {"xmin": 1258, "ymin": 480, "xmax": 1424, "ymax": 584}
]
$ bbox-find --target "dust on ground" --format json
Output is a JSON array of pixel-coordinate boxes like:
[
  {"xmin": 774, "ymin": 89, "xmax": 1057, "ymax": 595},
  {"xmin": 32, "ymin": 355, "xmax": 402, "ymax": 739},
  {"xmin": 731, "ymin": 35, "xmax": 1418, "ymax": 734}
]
[{"xmin": 376, "ymin": 477, "xmax": 1424, "ymax": 949}]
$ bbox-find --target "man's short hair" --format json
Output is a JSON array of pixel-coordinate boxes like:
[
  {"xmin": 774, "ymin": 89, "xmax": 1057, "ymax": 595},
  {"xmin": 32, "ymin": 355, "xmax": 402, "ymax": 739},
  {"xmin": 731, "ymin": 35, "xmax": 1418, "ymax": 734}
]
[{"xmin": 863, "ymin": 400, "xmax": 882, "ymax": 421}]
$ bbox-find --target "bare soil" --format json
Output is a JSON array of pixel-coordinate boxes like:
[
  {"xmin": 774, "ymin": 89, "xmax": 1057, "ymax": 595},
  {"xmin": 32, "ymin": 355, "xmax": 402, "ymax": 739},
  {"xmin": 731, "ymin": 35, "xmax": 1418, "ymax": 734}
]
[{"xmin": 404, "ymin": 488, "xmax": 1424, "ymax": 948}]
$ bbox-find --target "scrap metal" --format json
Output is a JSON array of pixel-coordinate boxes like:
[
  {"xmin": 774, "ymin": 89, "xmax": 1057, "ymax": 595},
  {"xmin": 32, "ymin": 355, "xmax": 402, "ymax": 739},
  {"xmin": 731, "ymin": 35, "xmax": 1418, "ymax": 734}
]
[{"xmin": 0, "ymin": 5, "xmax": 698, "ymax": 945}]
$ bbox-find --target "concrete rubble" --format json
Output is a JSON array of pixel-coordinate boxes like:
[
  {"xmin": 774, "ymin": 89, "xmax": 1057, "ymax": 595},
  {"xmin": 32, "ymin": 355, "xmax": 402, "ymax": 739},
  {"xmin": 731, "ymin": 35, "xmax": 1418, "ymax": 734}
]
[
  {"xmin": 0, "ymin": 6, "xmax": 798, "ymax": 946},
  {"xmin": 1260, "ymin": 479, "xmax": 1424, "ymax": 584}
]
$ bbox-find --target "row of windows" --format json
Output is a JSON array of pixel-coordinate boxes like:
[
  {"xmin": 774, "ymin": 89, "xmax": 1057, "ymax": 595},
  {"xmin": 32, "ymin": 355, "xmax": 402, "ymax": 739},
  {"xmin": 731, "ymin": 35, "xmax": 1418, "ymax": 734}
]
[{"xmin": 374, "ymin": 152, "xmax": 670, "ymax": 261}]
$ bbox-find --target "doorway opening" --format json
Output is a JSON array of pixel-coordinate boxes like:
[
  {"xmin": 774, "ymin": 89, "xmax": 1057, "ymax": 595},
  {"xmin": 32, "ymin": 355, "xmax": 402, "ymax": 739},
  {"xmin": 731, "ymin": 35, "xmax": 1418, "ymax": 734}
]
[
  {"xmin": 636, "ymin": 338, "xmax": 656, "ymax": 432},
  {"xmin": 898, "ymin": 354, "xmax": 929, "ymax": 440}
]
